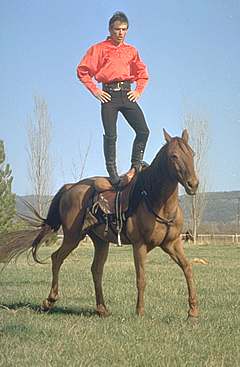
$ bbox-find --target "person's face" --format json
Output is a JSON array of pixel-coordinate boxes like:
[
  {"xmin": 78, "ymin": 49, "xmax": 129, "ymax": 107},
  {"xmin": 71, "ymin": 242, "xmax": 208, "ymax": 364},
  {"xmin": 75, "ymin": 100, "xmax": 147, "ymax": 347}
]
[{"xmin": 109, "ymin": 21, "xmax": 128, "ymax": 45}]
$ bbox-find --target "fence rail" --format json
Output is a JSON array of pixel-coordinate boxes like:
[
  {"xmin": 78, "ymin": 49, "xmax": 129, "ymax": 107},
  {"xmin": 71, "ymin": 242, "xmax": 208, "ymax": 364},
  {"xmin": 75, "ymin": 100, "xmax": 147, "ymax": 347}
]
[
  {"xmin": 57, "ymin": 234, "xmax": 240, "ymax": 245},
  {"xmin": 182, "ymin": 233, "xmax": 240, "ymax": 244}
]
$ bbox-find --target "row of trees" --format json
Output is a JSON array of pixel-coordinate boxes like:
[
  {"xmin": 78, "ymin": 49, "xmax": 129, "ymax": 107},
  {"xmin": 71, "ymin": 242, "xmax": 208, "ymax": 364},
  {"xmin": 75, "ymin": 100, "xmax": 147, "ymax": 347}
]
[
  {"xmin": 1, "ymin": 95, "xmax": 92, "ymax": 232},
  {"xmin": 183, "ymin": 113, "xmax": 209, "ymax": 244},
  {"xmin": 0, "ymin": 140, "xmax": 16, "ymax": 232},
  {"xmin": 0, "ymin": 96, "xmax": 53, "ymax": 234},
  {"xmin": 1, "ymin": 96, "xmax": 210, "ymax": 238},
  {"xmin": 27, "ymin": 96, "xmax": 53, "ymax": 216},
  {"xmin": 26, "ymin": 96, "xmax": 92, "ymax": 216}
]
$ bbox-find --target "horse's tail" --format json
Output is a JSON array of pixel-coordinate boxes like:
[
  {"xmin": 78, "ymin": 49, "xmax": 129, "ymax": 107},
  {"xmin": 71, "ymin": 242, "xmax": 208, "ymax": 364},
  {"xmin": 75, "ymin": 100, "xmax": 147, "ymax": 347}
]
[{"xmin": 0, "ymin": 184, "xmax": 71, "ymax": 265}]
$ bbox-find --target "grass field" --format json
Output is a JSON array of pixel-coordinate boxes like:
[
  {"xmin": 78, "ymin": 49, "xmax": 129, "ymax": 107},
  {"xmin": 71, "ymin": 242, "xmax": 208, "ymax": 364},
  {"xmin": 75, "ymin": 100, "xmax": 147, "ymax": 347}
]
[{"xmin": 0, "ymin": 241, "xmax": 240, "ymax": 367}]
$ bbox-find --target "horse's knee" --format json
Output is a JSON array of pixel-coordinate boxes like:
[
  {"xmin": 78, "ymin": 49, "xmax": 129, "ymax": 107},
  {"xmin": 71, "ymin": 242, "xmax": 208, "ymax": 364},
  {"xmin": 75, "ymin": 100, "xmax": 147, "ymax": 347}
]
[
  {"xmin": 137, "ymin": 278, "xmax": 146, "ymax": 291},
  {"xmin": 184, "ymin": 261, "xmax": 193, "ymax": 278}
]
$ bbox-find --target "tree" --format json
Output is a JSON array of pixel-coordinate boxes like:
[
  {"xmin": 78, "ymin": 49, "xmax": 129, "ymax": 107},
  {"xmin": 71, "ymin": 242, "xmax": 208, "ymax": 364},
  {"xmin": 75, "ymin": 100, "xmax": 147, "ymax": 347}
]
[
  {"xmin": 27, "ymin": 96, "xmax": 53, "ymax": 216},
  {"xmin": 70, "ymin": 136, "xmax": 92, "ymax": 181},
  {"xmin": 183, "ymin": 113, "xmax": 209, "ymax": 244},
  {"xmin": 0, "ymin": 140, "xmax": 16, "ymax": 232}
]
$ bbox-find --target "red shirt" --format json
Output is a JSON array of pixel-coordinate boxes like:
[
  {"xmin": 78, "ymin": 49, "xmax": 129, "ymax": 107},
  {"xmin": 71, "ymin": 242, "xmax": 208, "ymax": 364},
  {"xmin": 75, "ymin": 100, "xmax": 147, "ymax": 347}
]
[{"xmin": 77, "ymin": 38, "xmax": 149, "ymax": 95}]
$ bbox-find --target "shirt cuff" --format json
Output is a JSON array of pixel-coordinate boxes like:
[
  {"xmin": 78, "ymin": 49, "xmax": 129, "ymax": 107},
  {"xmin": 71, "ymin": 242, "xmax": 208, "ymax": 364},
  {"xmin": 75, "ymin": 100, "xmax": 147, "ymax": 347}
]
[{"xmin": 135, "ymin": 79, "xmax": 148, "ymax": 94}]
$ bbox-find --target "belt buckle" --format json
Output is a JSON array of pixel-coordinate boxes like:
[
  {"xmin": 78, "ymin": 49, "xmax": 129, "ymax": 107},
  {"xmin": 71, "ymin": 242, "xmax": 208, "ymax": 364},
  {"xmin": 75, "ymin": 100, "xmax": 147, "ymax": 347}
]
[{"xmin": 113, "ymin": 82, "xmax": 121, "ymax": 91}]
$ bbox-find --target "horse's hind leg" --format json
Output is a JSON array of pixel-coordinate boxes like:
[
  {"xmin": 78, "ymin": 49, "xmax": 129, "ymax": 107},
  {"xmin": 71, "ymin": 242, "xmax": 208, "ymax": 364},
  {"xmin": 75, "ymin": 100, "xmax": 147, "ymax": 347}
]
[
  {"xmin": 162, "ymin": 238, "xmax": 198, "ymax": 319},
  {"xmin": 42, "ymin": 233, "xmax": 82, "ymax": 311},
  {"xmin": 89, "ymin": 232, "xmax": 110, "ymax": 317}
]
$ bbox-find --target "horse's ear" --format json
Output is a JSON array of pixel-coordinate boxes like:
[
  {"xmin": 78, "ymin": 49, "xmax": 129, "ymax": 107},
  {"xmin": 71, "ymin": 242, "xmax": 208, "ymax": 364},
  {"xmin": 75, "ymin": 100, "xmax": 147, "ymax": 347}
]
[
  {"xmin": 163, "ymin": 128, "xmax": 172, "ymax": 143},
  {"xmin": 182, "ymin": 129, "xmax": 189, "ymax": 144}
]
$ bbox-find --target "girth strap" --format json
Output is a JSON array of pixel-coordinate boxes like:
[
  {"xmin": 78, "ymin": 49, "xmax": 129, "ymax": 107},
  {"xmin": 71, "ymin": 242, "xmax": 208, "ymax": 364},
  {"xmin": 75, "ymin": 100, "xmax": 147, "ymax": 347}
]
[
  {"xmin": 115, "ymin": 191, "xmax": 123, "ymax": 246},
  {"xmin": 141, "ymin": 190, "xmax": 175, "ymax": 226}
]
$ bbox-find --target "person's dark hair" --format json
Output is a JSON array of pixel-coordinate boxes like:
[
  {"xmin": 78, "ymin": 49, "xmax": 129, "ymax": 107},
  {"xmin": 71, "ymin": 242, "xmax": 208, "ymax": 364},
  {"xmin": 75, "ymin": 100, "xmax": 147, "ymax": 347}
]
[{"xmin": 109, "ymin": 11, "xmax": 129, "ymax": 29}]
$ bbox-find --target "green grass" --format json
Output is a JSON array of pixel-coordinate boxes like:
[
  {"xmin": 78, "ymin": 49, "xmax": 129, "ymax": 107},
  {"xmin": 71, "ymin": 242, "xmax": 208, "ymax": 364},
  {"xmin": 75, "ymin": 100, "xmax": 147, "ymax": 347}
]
[{"xmin": 1, "ymin": 242, "xmax": 240, "ymax": 366}]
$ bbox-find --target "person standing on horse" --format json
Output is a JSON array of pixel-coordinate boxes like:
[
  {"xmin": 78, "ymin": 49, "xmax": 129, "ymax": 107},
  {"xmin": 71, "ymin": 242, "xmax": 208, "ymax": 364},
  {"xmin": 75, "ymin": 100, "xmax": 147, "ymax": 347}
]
[{"xmin": 77, "ymin": 11, "xmax": 150, "ymax": 188}]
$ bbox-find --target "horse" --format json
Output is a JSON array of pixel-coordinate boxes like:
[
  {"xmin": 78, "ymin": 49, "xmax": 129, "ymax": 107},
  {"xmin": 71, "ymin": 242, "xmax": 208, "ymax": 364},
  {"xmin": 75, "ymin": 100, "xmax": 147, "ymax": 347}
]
[{"xmin": 0, "ymin": 129, "xmax": 199, "ymax": 319}]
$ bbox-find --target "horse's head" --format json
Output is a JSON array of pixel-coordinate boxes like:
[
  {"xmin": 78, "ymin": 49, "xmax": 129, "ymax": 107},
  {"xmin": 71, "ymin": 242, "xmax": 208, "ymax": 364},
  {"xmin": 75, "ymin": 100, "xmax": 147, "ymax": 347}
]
[{"xmin": 163, "ymin": 129, "xmax": 199, "ymax": 195}]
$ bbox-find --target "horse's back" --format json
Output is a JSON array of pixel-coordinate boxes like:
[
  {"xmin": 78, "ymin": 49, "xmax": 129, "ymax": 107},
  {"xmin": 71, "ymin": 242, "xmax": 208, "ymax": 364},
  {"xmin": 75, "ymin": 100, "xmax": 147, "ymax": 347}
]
[{"xmin": 60, "ymin": 177, "xmax": 98, "ymax": 208}]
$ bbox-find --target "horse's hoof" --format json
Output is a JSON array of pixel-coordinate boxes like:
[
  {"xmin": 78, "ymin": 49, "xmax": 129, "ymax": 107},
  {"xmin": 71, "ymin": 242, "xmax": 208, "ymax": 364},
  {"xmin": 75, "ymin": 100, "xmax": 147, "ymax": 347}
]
[
  {"xmin": 136, "ymin": 308, "xmax": 145, "ymax": 317},
  {"xmin": 96, "ymin": 304, "xmax": 111, "ymax": 318},
  {"xmin": 188, "ymin": 308, "xmax": 199, "ymax": 318},
  {"xmin": 187, "ymin": 315, "xmax": 199, "ymax": 323},
  {"xmin": 41, "ymin": 299, "xmax": 54, "ymax": 312}
]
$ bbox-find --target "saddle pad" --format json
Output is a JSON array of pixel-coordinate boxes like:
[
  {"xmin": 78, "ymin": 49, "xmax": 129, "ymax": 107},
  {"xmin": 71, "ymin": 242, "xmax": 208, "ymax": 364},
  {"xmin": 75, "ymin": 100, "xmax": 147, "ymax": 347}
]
[{"xmin": 98, "ymin": 177, "xmax": 136, "ymax": 215}]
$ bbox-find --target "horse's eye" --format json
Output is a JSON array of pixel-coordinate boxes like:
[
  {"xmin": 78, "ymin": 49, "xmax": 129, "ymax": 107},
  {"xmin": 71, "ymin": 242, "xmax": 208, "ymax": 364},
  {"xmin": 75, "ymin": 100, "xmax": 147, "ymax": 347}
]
[{"xmin": 171, "ymin": 154, "xmax": 179, "ymax": 160}]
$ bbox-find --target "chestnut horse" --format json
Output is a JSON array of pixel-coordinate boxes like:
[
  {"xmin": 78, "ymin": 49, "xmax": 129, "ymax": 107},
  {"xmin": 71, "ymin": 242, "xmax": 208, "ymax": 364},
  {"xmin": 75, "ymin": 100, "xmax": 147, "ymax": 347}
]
[{"xmin": 0, "ymin": 129, "xmax": 199, "ymax": 319}]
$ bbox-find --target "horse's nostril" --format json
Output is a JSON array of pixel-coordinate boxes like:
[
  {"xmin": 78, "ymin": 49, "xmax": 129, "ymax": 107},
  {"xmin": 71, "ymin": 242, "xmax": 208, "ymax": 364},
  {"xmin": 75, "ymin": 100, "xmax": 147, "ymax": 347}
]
[{"xmin": 187, "ymin": 179, "xmax": 199, "ymax": 190}]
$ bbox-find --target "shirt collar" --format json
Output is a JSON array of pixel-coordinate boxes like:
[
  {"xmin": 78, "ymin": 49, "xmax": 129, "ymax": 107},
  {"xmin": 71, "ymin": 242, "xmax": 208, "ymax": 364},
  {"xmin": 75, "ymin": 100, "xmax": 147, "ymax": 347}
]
[{"xmin": 106, "ymin": 36, "xmax": 126, "ymax": 47}]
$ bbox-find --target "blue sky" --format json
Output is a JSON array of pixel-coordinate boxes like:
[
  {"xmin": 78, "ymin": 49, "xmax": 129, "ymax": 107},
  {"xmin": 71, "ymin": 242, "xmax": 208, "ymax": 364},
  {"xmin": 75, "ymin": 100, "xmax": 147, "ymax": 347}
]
[{"xmin": 1, "ymin": 0, "xmax": 239, "ymax": 195}]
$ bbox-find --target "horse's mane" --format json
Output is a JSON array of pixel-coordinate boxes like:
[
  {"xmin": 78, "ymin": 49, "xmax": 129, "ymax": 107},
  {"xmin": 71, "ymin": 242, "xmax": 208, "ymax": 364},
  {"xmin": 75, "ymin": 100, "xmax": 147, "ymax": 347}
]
[
  {"xmin": 129, "ymin": 136, "xmax": 192, "ymax": 213},
  {"xmin": 129, "ymin": 143, "xmax": 169, "ymax": 212}
]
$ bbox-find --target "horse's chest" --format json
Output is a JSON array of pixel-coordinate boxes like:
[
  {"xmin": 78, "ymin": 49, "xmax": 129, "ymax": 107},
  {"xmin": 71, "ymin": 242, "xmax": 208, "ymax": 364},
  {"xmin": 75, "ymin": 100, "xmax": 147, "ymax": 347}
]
[
  {"xmin": 139, "ymin": 214, "xmax": 181, "ymax": 247},
  {"xmin": 126, "ymin": 205, "xmax": 182, "ymax": 246},
  {"xmin": 143, "ymin": 222, "xmax": 168, "ymax": 246},
  {"xmin": 149, "ymin": 224, "xmax": 177, "ymax": 245}
]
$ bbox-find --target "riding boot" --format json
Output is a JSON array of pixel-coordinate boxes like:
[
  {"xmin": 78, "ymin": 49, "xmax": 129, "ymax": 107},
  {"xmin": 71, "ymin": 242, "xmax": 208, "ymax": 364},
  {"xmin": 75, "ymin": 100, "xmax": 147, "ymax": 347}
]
[
  {"xmin": 130, "ymin": 133, "xmax": 149, "ymax": 173},
  {"xmin": 103, "ymin": 135, "xmax": 121, "ymax": 187}
]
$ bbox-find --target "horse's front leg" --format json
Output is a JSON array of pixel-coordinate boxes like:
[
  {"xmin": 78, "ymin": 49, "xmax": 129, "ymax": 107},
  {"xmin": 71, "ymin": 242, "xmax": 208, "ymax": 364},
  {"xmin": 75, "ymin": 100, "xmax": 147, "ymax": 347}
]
[
  {"xmin": 163, "ymin": 238, "xmax": 198, "ymax": 319},
  {"xmin": 90, "ymin": 234, "xmax": 110, "ymax": 317},
  {"xmin": 133, "ymin": 244, "xmax": 147, "ymax": 316}
]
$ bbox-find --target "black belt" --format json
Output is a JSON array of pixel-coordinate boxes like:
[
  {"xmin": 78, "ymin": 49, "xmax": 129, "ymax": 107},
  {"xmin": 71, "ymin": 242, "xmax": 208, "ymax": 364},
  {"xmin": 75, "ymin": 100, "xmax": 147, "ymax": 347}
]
[{"xmin": 102, "ymin": 81, "xmax": 131, "ymax": 92}]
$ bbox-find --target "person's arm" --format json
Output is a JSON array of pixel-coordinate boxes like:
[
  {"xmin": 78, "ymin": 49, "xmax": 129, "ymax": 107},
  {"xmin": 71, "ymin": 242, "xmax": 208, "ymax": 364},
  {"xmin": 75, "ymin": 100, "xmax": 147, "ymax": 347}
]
[
  {"xmin": 127, "ymin": 50, "xmax": 149, "ymax": 102},
  {"xmin": 132, "ymin": 50, "xmax": 149, "ymax": 93},
  {"xmin": 77, "ymin": 45, "xmax": 101, "ymax": 95},
  {"xmin": 77, "ymin": 45, "xmax": 111, "ymax": 103}
]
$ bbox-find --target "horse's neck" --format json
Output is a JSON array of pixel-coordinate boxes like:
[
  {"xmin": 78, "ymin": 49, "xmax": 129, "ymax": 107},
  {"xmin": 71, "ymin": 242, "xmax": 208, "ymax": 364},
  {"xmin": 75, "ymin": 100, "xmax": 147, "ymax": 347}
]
[{"xmin": 141, "ymin": 161, "xmax": 179, "ymax": 213}]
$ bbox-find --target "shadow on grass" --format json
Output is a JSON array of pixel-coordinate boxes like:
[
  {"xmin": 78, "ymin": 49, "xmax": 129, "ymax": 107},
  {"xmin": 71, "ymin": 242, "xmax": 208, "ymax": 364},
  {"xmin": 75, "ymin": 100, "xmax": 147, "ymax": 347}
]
[
  {"xmin": 0, "ymin": 302, "xmax": 98, "ymax": 317},
  {"xmin": 0, "ymin": 280, "xmax": 48, "ymax": 286}
]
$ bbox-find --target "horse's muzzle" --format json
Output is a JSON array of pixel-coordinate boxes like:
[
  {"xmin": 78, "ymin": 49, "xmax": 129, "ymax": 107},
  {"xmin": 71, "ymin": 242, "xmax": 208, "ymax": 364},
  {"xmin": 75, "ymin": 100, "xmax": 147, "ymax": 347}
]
[{"xmin": 184, "ymin": 178, "xmax": 199, "ymax": 195}]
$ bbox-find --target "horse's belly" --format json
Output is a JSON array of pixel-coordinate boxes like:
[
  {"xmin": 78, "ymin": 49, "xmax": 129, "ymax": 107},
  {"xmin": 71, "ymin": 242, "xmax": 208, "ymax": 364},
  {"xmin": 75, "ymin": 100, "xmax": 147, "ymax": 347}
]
[{"xmin": 91, "ymin": 225, "xmax": 131, "ymax": 245}]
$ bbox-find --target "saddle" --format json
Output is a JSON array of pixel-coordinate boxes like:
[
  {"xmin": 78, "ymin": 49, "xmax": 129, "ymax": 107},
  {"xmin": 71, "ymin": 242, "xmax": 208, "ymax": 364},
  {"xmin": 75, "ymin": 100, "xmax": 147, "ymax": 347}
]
[
  {"xmin": 82, "ymin": 168, "xmax": 138, "ymax": 244},
  {"xmin": 97, "ymin": 178, "xmax": 134, "ymax": 215},
  {"xmin": 94, "ymin": 167, "xmax": 136, "ymax": 193}
]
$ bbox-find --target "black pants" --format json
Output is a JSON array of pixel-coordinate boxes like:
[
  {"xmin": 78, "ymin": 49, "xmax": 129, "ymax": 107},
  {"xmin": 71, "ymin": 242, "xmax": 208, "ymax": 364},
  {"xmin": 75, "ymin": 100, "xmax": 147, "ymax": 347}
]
[{"xmin": 101, "ymin": 90, "xmax": 149, "ymax": 142}]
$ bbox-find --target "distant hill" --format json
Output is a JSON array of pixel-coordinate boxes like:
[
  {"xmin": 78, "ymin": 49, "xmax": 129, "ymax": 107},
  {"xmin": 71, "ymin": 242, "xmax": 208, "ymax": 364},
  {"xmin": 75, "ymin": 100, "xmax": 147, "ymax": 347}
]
[
  {"xmin": 180, "ymin": 191, "xmax": 240, "ymax": 224},
  {"xmin": 16, "ymin": 191, "xmax": 240, "ymax": 225},
  {"xmin": 16, "ymin": 196, "xmax": 52, "ymax": 217}
]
